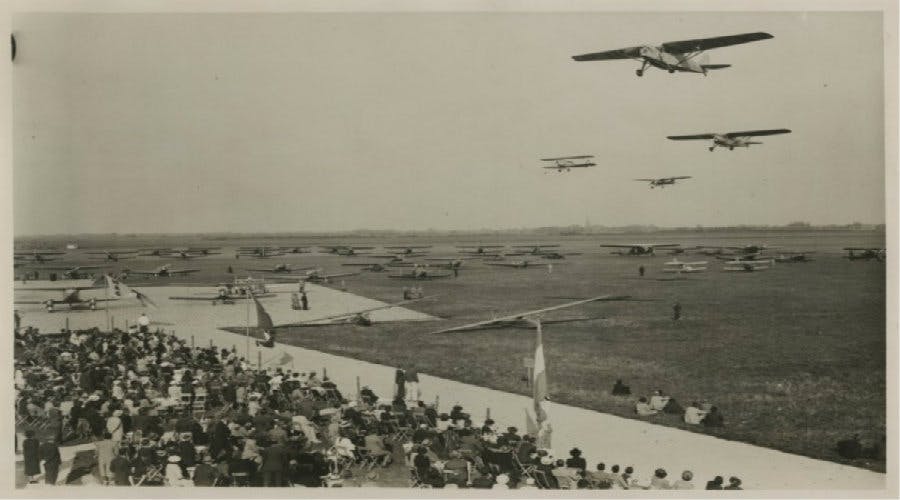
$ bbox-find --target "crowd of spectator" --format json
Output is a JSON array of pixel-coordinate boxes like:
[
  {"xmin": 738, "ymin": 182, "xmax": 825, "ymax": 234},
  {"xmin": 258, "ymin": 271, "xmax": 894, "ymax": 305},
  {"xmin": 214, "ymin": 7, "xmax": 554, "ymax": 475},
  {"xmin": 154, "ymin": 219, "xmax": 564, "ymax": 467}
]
[{"xmin": 15, "ymin": 324, "xmax": 744, "ymax": 489}]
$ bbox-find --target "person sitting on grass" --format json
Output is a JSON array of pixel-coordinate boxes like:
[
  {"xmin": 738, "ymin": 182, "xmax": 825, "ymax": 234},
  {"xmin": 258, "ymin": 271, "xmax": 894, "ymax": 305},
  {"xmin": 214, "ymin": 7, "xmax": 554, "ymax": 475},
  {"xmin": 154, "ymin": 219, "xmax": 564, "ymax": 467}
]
[
  {"xmin": 649, "ymin": 390, "xmax": 670, "ymax": 412},
  {"xmin": 649, "ymin": 468, "xmax": 672, "ymax": 489},
  {"xmin": 635, "ymin": 397, "xmax": 657, "ymax": 417},
  {"xmin": 724, "ymin": 476, "xmax": 743, "ymax": 490},
  {"xmin": 701, "ymin": 406, "xmax": 724, "ymax": 427},
  {"xmin": 683, "ymin": 402, "xmax": 707, "ymax": 425},
  {"xmin": 672, "ymin": 470, "xmax": 695, "ymax": 489},
  {"xmin": 611, "ymin": 379, "xmax": 631, "ymax": 396}
]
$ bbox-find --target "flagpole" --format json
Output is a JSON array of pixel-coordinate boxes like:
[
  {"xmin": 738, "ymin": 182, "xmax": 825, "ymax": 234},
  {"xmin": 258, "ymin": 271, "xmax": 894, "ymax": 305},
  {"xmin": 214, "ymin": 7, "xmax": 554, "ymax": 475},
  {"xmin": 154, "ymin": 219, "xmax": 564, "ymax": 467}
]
[{"xmin": 246, "ymin": 290, "xmax": 251, "ymax": 358}]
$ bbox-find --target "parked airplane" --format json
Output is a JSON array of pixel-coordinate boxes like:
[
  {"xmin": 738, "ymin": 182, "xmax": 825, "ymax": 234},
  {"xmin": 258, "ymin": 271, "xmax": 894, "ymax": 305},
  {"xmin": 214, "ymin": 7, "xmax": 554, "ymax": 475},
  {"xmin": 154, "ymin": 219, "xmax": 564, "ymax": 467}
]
[
  {"xmin": 279, "ymin": 246, "xmax": 312, "ymax": 254},
  {"xmin": 485, "ymin": 260, "xmax": 537, "ymax": 269},
  {"xmin": 40, "ymin": 265, "xmax": 104, "ymax": 279},
  {"xmin": 634, "ymin": 176, "xmax": 692, "ymax": 188},
  {"xmin": 15, "ymin": 275, "xmax": 154, "ymax": 311},
  {"xmin": 601, "ymin": 243, "xmax": 680, "ymax": 256},
  {"xmin": 457, "ymin": 245, "xmax": 505, "ymax": 256},
  {"xmin": 541, "ymin": 155, "xmax": 596, "ymax": 172},
  {"xmin": 430, "ymin": 295, "xmax": 630, "ymax": 334},
  {"xmin": 14, "ymin": 250, "xmax": 66, "ymax": 263},
  {"xmin": 572, "ymin": 32, "xmax": 773, "ymax": 77},
  {"xmin": 383, "ymin": 245, "xmax": 433, "ymax": 256},
  {"xmin": 773, "ymin": 251, "xmax": 815, "ymax": 263},
  {"xmin": 238, "ymin": 246, "xmax": 285, "ymax": 258},
  {"xmin": 266, "ymin": 268, "xmax": 361, "ymax": 283},
  {"xmin": 85, "ymin": 250, "xmax": 141, "ymax": 262},
  {"xmin": 342, "ymin": 262, "xmax": 391, "ymax": 272},
  {"xmin": 844, "ymin": 247, "xmax": 886, "ymax": 262},
  {"xmin": 168, "ymin": 248, "xmax": 222, "ymax": 259},
  {"xmin": 424, "ymin": 258, "xmax": 467, "ymax": 270},
  {"xmin": 320, "ymin": 246, "xmax": 375, "ymax": 256},
  {"xmin": 169, "ymin": 280, "xmax": 278, "ymax": 304},
  {"xmin": 388, "ymin": 265, "xmax": 453, "ymax": 280},
  {"xmin": 667, "ymin": 128, "xmax": 791, "ymax": 151},
  {"xmin": 662, "ymin": 259, "xmax": 708, "ymax": 273},
  {"xmin": 722, "ymin": 260, "xmax": 770, "ymax": 272},
  {"xmin": 243, "ymin": 264, "xmax": 317, "ymax": 274},
  {"xmin": 125, "ymin": 264, "xmax": 200, "ymax": 278}
]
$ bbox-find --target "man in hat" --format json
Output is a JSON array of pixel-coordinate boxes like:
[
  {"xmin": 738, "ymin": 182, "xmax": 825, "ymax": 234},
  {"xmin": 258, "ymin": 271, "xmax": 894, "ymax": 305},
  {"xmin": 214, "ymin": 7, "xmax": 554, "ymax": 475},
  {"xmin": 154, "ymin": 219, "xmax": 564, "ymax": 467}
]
[
  {"xmin": 109, "ymin": 447, "xmax": 132, "ymax": 486},
  {"xmin": 137, "ymin": 312, "xmax": 151, "ymax": 334},
  {"xmin": 566, "ymin": 447, "xmax": 587, "ymax": 472},
  {"xmin": 192, "ymin": 454, "xmax": 220, "ymax": 486}
]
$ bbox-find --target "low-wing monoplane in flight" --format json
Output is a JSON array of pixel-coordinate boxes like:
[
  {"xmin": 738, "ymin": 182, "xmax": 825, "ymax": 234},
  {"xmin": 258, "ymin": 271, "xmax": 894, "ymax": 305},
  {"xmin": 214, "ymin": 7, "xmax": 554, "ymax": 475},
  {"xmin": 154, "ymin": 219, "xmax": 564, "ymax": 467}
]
[
  {"xmin": 662, "ymin": 259, "xmax": 708, "ymax": 273},
  {"xmin": 15, "ymin": 250, "xmax": 66, "ymax": 263},
  {"xmin": 125, "ymin": 264, "xmax": 200, "ymax": 278},
  {"xmin": 634, "ymin": 176, "xmax": 692, "ymax": 188},
  {"xmin": 844, "ymin": 247, "xmax": 886, "ymax": 262},
  {"xmin": 541, "ymin": 156, "xmax": 596, "ymax": 172},
  {"xmin": 667, "ymin": 128, "xmax": 791, "ymax": 151},
  {"xmin": 430, "ymin": 295, "xmax": 630, "ymax": 334},
  {"xmin": 572, "ymin": 32, "xmax": 773, "ymax": 77},
  {"xmin": 601, "ymin": 243, "xmax": 680, "ymax": 256}
]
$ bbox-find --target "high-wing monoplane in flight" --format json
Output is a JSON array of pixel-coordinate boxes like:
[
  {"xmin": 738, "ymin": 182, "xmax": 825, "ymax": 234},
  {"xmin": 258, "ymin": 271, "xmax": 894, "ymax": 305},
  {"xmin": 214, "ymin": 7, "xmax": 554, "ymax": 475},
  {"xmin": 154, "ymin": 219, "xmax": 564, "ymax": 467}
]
[
  {"xmin": 429, "ymin": 295, "xmax": 630, "ymax": 334},
  {"xmin": 601, "ymin": 243, "xmax": 680, "ymax": 256},
  {"xmin": 572, "ymin": 32, "xmax": 773, "ymax": 77},
  {"xmin": 541, "ymin": 156, "xmax": 596, "ymax": 173},
  {"xmin": 634, "ymin": 176, "xmax": 692, "ymax": 188},
  {"xmin": 844, "ymin": 247, "xmax": 886, "ymax": 262},
  {"xmin": 125, "ymin": 264, "xmax": 200, "ymax": 278},
  {"xmin": 667, "ymin": 128, "xmax": 791, "ymax": 151}
]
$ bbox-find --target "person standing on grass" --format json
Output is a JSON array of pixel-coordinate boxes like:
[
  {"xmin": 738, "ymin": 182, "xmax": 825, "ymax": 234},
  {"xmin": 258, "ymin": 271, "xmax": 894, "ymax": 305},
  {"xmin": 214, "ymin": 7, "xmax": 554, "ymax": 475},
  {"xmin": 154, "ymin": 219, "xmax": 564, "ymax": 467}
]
[
  {"xmin": 672, "ymin": 302, "xmax": 682, "ymax": 321},
  {"xmin": 300, "ymin": 292, "xmax": 309, "ymax": 311},
  {"xmin": 639, "ymin": 265, "xmax": 645, "ymax": 277}
]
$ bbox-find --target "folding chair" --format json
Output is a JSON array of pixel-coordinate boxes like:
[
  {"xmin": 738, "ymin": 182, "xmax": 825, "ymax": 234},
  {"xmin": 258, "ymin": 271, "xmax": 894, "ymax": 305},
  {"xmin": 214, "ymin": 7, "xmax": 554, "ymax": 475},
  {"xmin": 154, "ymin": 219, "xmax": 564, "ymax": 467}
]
[
  {"xmin": 392, "ymin": 421, "xmax": 412, "ymax": 443},
  {"xmin": 408, "ymin": 468, "xmax": 430, "ymax": 488},
  {"xmin": 531, "ymin": 469, "xmax": 553, "ymax": 489},
  {"xmin": 136, "ymin": 464, "xmax": 165, "ymax": 486}
]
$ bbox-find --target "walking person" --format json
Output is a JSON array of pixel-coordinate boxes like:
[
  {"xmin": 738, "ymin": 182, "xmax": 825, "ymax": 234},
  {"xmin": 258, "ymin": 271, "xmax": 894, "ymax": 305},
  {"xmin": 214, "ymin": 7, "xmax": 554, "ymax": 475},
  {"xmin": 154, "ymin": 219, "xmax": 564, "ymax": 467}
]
[{"xmin": 672, "ymin": 302, "xmax": 682, "ymax": 321}]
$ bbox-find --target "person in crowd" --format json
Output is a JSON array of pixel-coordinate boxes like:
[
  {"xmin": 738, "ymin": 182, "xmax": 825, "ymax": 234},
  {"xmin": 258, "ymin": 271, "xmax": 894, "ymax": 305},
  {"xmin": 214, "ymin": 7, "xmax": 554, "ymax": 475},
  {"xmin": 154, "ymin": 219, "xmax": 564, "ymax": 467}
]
[
  {"xmin": 39, "ymin": 436, "xmax": 62, "ymax": 485},
  {"xmin": 22, "ymin": 429, "xmax": 41, "ymax": 484},
  {"xmin": 650, "ymin": 468, "xmax": 672, "ymax": 489},
  {"xmin": 611, "ymin": 379, "xmax": 631, "ymax": 396},
  {"xmin": 566, "ymin": 448, "xmax": 587, "ymax": 472},
  {"xmin": 724, "ymin": 476, "xmax": 743, "ymax": 490},
  {"xmin": 702, "ymin": 406, "xmax": 725, "ymax": 427},
  {"xmin": 684, "ymin": 401, "xmax": 707, "ymax": 425},
  {"xmin": 109, "ymin": 447, "xmax": 132, "ymax": 486},
  {"xmin": 635, "ymin": 397, "xmax": 657, "ymax": 417},
  {"xmin": 673, "ymin": 470, "xmax": 695, "ymax": 489},
  {"xmin": 706, "ymin": 475, "xmax": 725, "ymax": 490}
]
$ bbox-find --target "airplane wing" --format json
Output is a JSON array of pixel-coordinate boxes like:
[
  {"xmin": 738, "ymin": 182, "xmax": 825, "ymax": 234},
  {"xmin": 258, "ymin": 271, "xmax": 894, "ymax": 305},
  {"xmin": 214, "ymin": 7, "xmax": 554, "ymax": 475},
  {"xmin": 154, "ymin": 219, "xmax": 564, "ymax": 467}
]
[
  {"xmin": 511, "ymin": 244, "xmax": 560, "ymax": 248},
  {"xmin": 289, "ymin": 296, "xmax": 437, "ymax": 326},
  {"xmin": 170, "ymin": 269, "xmax": 200, "ymax": 275},
  {"xmin": 669, "ymin": 176, "xmax": 692, "ymax": 180},
  {"xmin": 540, "ymin": 156, "xmax": 594, "ymax": 161},
  {"xmin": 634, "ymin": 178, "xmax": 657, "ymax": 182},
  {"xmin": 572, "ymin": 46, "xmax": 642, "ymax": 61},
  {"xmin": 667, "ymin": 134, "xmax": 716, "ymax": 140},
  {"xmin": 42, "ymin": 265, "xmax": 104, "ymax": 270},
  {"xmin": 430, "ymin": 295, "xmax": 630, "ymax": 334},
  {"xmin": 387, "ymin": 273, "xmax": 452, "ymax": 280},
  {"xmin": 661, "ymin": 32, "xmax": 774, "ymax": 53},
  {"xmin": 126, "ymin": 270, "xmax": 160, "ymax": 276},
  {"xmin": 724, "ymin": 128, "xmax": 791, "ymax": 138},
  {"xmin": 322, "ymin": 272, "xmax": 361, "ymax": 279}
]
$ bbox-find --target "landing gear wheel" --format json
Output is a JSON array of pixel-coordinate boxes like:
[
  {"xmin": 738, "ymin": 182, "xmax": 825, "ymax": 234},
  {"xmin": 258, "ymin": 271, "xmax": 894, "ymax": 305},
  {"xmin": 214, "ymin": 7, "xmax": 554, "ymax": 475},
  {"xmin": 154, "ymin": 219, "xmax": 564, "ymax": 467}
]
[
  {"xmin": 729, "ymin": 146, "xmax": 734, "ymax": 151},
  {"xmin": 636, "ymin": 69, "xmax": 644, "ymax": 77},
  {"xmin": 708, "ymin": 147, "xmax": 715, "ymax": 152},
  {"xmin": 668, "ymin": 69, "xmax": 675, "ymax": 74}
]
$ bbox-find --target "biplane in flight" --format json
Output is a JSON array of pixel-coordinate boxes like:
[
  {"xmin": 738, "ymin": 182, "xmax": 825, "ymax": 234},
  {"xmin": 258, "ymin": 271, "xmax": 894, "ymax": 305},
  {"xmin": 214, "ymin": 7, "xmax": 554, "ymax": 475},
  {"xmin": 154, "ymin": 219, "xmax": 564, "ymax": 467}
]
[
  {"xmin": 572, "ymin": 32, "xmax": 773, "ymax": 77},
  {"xmin": 541, "ymin": 155, "xmax": 596, "ymax": 172},
  {"xmin": 429, "ymin": 295, "xmax": 629, "ymax": 334},
  {"xmin": 125, "ymin": 264, "xmax": 200, "ymax": 278},
  {"xmin": 634, "ymin": 176, "xmax": 692, "ymax": 188},
  {"xmin": 601, "ymin": 243, "xmax": 680, "ymax": 256},
  {"xmin": 667, "ymin": 128, "xmax": 791, "ymax": 151},
  {"xmin": 844, "ymin": 247, "xmax": 886, "ymax": 262}
]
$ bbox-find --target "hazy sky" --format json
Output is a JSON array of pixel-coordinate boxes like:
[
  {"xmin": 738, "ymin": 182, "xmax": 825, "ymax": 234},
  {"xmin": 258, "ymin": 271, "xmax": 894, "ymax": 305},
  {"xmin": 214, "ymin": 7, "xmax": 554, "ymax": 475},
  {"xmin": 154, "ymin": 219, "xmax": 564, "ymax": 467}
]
[{"xmin": 13, "ymin": 11, "xmax": 885, "ymax": 235}]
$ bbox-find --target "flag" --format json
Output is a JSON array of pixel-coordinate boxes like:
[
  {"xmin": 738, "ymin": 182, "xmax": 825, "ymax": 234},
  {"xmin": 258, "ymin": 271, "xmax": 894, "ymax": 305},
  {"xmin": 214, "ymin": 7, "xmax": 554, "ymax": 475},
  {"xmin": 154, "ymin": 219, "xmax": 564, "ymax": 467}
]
[
  {"xmin": 253, "ymin": 294, "xmax": 275, "ymax": 331},
  {"xmin": 532, "ymin": 320, "xmax": 548, "ymax": 424},
  {"xmin": 278, "ymin": 351, "xmax": 293, "ymax": 366}
]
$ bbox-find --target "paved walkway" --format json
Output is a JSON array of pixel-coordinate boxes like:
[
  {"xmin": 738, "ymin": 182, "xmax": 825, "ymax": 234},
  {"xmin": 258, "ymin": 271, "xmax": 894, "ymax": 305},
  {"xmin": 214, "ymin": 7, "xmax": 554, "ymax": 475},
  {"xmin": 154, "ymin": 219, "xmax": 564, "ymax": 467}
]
[{"xmin": 16, "ymin": 284, "xmax": 888, "ymax": 491}]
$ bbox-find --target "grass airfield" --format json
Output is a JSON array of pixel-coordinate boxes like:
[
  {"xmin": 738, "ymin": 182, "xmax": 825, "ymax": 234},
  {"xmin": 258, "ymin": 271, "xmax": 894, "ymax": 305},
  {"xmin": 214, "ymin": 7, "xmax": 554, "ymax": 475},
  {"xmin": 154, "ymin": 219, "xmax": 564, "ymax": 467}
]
[{"xmin": 15, "ymin": 230, "xmax": 886, "ymax": 471}]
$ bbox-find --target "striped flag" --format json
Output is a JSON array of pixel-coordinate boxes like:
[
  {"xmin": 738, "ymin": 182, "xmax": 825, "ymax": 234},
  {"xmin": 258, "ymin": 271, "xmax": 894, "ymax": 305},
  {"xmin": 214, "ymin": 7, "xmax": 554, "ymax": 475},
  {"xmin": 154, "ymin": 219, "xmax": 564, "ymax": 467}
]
[{"xmin": 532, "ymin": 319, "xmax": 548, "ymax": 424}]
